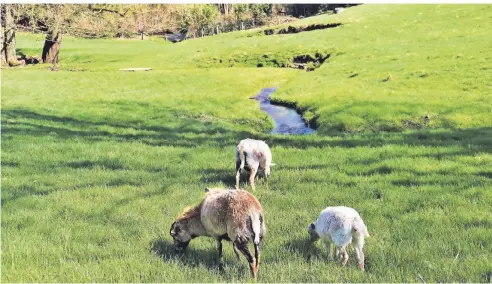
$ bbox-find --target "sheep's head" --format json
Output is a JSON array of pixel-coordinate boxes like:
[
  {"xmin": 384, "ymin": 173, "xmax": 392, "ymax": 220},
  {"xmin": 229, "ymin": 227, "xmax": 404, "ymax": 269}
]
[
  {"xmin": 307, "ymin": 222, "xmax": 320, "ymax": 242},
  {"xmin": 170, "ymin": 221, "xmax": 192, "ymax": 251}
]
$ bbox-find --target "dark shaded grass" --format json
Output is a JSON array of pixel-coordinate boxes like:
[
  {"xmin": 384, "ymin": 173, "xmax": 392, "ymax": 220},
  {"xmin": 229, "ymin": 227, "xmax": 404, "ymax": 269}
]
[{"xmin": 3, "ymin": 108, "xmax": 491, "ymax": 153}]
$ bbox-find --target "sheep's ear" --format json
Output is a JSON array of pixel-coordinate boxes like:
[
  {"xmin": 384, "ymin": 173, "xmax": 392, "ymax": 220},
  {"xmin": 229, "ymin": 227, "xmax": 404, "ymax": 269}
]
[
  {"xmin": 270, "ymin": 163, "xmax": 276, "ymax": 166},
  {"xmin": 170, "ymin": 222, "xmax": 177, "ymax": 236},
  {"xmin": 310, "ymin": 223, "xmax": 315, "ymax": 230},
  {"xmin": 205, "ymin": 187, "xmax": 210, "ymax": 192}
]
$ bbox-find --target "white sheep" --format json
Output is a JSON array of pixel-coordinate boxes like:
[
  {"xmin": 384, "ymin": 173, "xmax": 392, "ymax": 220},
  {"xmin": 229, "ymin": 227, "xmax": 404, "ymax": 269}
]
[
  {"xmin": 308, "ymin": 206, "xmax": 370, "ymax": 270},
  {"xmin": 235, "ymin": 138, "xmax": 275, "ymax": 190}
]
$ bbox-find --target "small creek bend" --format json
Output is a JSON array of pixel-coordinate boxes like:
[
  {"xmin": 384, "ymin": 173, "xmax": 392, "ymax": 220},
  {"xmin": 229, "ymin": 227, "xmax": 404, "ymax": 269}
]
[{"xmin": 250, "ymin": 87, "xmax": 315, "ymax": 135}]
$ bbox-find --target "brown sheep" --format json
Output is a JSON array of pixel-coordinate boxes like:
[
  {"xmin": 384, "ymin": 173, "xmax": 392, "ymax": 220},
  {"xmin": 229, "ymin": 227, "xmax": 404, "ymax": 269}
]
[{"xmin": 170, "ymin": 188, "xmax": 266, "ymax": 279}]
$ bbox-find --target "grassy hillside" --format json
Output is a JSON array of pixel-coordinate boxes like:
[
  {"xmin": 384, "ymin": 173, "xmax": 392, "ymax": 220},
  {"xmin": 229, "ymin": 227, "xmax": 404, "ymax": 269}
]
[
  {"xmin": 2, "ymin": 4, "xmax": 492, "ymax": 283},
  {"xmin": 15, "ymin": 5, "xmax": 492, "ymax": 133}
]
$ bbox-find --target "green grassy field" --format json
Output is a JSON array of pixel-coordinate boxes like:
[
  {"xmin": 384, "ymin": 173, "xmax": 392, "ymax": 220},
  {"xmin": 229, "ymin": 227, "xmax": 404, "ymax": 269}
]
[{"xmin": 2, "ymin": 4, "xmax": 492, "ymax": 282}]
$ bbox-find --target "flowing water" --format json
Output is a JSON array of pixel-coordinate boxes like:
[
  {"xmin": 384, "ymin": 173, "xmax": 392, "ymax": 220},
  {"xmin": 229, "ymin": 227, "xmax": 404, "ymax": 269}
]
[{"xmin": 250, "ymin": 87, "xmax": 315, "ymax": 135}]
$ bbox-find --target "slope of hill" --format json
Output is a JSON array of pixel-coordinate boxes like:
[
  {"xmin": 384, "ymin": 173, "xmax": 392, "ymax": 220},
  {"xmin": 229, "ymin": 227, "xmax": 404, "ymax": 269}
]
[
  {"xmin": 2, "ymin": 4, "xmax": 492, "ymax": 283},
  {"xmin": 14, "ymin": 4, "xmax": 492, "ymax": 133}
]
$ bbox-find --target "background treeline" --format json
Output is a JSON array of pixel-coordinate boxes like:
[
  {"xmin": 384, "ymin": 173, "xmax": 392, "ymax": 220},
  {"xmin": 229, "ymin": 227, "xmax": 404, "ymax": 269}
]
[
  {"xmin": 8, "ymin": 4, "xmax": 354, "ymax": 38},
  {"xmin": 1, "ymin": 4, "xmax": 354, "ymax": 66}
]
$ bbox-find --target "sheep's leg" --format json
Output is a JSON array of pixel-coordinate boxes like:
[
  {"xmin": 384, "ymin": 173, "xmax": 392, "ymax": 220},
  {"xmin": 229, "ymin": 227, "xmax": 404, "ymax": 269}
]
[
  {"xmin": 235, "ymin": 170, "xmax": 241, "ymax": 190},
  {"xmin": 254, "ymin": 242, "xmax": 261, "ymax": 270},
  {"xmin": 232, "ymin": 242, "xmax": 241, "ymax": 260},
  {"xmin": 236, "ymin": 241, "xmax": 257, "ymax": 279},
  {"xmin": 235, "ymin": 161, "xmax": 242, "ymax": 190},
  {"xmin": 324, "ymin": 242, "xmax": 332, "ymax": 261},
  {"xmin": 340, "ymin": 247, "xmax": 349, "ymax": 266},
  {"xmin": 354, "ymin": 241, "xmax": 365, "ymax": 270},
  {"xmin": 217, "ymin": 239, "xmax": 223, "ymax": 263},
  {"xmin": 216, "ymin": 238, "xmax": 225, "ymax": 271},
  {"xmin": 249, "ymin": 168, "xmax": 258, "ymax": 191},
  {"xmin": 335, "ymin": 247, "xmax": 340, "ymax": 260},
  {"xmin": 263, "ymin": 170, "xmax": 269, "ymax": 188}
]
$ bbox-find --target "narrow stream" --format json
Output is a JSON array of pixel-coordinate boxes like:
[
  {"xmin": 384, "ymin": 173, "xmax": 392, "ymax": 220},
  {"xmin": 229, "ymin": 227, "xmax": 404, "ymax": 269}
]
[{"xmin": 250, "ymin": 87, "xmax": 315, "ymax": 135}]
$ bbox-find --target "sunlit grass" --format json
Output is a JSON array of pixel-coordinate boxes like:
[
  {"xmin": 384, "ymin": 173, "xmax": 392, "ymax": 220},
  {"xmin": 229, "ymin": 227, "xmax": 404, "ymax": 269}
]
[{"xmin": 2, "ymin": 4, "xmax": 492, "ymax": 283}]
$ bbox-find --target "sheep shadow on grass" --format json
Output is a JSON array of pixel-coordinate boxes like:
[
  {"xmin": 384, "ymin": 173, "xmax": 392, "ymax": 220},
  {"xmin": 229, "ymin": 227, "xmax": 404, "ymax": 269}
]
[
  {"xmin": 283, "ymin": 237, "xmax": 324, "ymax": 263},
  {"xmin": 199, "ymin": 168, "xmax": 237, "ymax": 188},
  {"xmin": 150, "ymin": 239, "xmax": 218, "ymax": 270},
  {"xmin": 283, "ymin": 237, "xmax": 373, "ymax": 271},
  {"xmin": 200, "ymin": 168, "xmax": 269, "ymax": 190},
  {"xmin": 150, "ymin": 239, "xmax": 249, "ymax": 277}
]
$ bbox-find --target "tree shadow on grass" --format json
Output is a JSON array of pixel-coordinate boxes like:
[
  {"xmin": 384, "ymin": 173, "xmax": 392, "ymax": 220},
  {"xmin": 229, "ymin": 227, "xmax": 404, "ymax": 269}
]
[
  {"xmin": 277, "ymin": 164, "xmax": 332, "ymax": 171},
  {"xmin": 2, "ymin": 108, "xmax": 252, "ymax": 149},
  {"xmin": 1, "ymin": 176, "xmax": 161, "ymax": 206},
  {"xmin": 1, "ymin": 161, "xmax": 20, "ymax": 167},
  {"xmin": 199, "ymin": 168, "xmax": 237, "ymax": 187},
  {"xmin": 2, "ymin": 107, "xmax": 492, "ymax": 156},
  {"xmin": 65, "ymin": 158, "xmax": 126, "ymax": 170}
]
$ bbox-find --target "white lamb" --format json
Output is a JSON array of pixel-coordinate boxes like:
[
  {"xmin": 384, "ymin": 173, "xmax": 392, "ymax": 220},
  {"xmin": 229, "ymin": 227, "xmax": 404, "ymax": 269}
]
[
  {"xmin": 235, "ymin": 138, "xmax": 274, "ymax": 190},
  {"xmin": 308, "ymin": 206, "xmax": 370, "ymax": 270}
]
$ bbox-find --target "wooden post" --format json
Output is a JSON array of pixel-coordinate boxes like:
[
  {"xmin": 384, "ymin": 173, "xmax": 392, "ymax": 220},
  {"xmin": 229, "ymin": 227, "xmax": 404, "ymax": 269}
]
[{"xmin": 241, "ymin": 22, "xmax": 244, "ymax": 30}]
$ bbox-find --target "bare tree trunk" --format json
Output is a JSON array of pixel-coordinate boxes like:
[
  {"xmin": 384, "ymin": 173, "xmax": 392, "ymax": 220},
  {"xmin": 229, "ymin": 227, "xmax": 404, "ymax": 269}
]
[
  {"xmin": 0, "ymin": 11, "xmax": 6, "ymax": 67},
  {"xmin": 42, "ymin": 32, "xmax": 62, "ymax": 64},
  {"xmin": 42, "ymin": 4, "xmax": 63, "ymax": 64},
  {"xmin": 1, "ymin": 5, "xmax": 19, "ymax": 67}
]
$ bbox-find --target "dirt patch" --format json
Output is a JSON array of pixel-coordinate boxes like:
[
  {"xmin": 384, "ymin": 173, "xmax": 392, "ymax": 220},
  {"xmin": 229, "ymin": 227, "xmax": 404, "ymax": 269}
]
[
  {"xmin": 264, "ymin": 23, "xmax": 342, "ymax": 36},
  {"xmin": 290, "ymin": 53, "xmax": 330, "ymax": 71},
  {"xmin": 204, "ymin": 51, "xmax": 330, "ymax": 72},
  {"xmin": 255, "ymin": 52, "xmax": 330, "ymax": 72}
]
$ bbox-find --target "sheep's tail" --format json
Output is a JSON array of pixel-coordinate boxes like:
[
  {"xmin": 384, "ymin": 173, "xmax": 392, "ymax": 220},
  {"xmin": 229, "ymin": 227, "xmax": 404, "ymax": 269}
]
[
  {"xmin": 251, "ymin": 212, "xmax": 262, "ymax": 245},
  {"xmin": 251, "ymin": 212, "xmax": 263, "ymax": 269},
  {"xmin": 238, "ymin": 145, "xmax": 246, "ymax": 170},
  {"xmin": 354, "ymin": 216, "xmax": 370, "ymax": 238},
  {"xmin": 363, "ymin": 228, "xmax": 370, "ymax": 238}
]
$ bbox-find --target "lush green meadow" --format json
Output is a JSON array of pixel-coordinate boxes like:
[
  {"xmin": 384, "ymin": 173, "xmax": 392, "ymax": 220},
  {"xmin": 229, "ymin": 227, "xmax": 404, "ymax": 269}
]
[{"xmin": 2, "ymin": 4, "xmax": 492, "ymax": 282}]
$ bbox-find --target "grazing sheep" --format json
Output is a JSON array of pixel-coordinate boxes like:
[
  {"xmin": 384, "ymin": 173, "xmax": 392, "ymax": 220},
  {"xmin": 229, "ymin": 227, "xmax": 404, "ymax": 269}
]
[
  {"xmin": 170, "ymin": 188, "xmax": 266, "ymax": 279},
  {"xmin": 308, "ymin": 206, "xmax": 369, "ymax": 270},
  {"xmin": 236, "ymin": 138, "xmax": 275, "ymax": 190}
]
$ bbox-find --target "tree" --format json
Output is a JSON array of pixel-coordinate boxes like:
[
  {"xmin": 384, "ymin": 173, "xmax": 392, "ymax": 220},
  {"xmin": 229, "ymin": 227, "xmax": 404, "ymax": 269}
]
[
  {"xmin": 41, "ymin": 4, "xmax": 65, "ymax": 64},
  {"xmin": 1, "ymin": 4, "xmax": 20, "ymax": 67},
  {"xmin": 249, "ymin": 4, "xmax": 272, "ymax": 27},
  {"xmin": 19, "ymin": 4, "xmax": 86, "ymax": 64},
  {"xmin": 233, "ymin": 4, "xmax": 248, "ymax": 29},
  {"xmin": 215, "ymin": 4, "xmax": 233, "ymax": 16},
  {"xmin": 177, "ymin": 4, "xmax": 218, "ymax": 37}
]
